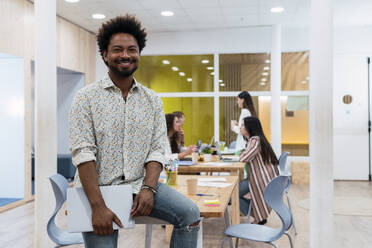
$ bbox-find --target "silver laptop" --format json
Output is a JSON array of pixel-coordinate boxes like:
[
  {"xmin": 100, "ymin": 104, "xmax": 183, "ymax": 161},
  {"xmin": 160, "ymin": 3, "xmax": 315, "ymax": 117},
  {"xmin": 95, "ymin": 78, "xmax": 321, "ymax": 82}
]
[
  {"xmin": 67, "ymin": 184, "xmax": 135, "ymax": 233},
  {"xmin": 215, "ymin": 141, "xmax": 239, "ymax": 162}
]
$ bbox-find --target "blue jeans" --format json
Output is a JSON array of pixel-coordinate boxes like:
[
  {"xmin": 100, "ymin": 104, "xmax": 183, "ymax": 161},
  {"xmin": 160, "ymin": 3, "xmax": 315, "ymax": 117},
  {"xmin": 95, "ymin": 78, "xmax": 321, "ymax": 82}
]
[
  {"xmin": 239, "ymin": 178, "xmax": 251, "ymax": 216},
  {"xmin": 82, "ymin": 182, "xmax": 200, "ymax": 248}
]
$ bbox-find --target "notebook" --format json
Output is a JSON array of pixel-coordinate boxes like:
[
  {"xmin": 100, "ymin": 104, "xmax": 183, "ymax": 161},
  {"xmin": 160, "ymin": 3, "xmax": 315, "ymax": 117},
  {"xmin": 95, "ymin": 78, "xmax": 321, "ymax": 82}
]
[{"xmin": 67, "ymin": 184, "xmax": 135, "ymax": 233}]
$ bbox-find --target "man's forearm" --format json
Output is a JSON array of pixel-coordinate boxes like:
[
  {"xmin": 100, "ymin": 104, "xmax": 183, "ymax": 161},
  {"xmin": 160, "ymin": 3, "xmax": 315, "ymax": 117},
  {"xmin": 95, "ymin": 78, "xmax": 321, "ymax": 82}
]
[
  {"xmin": 144, "ymin": 161, "xmax": 162, "ymax": 189},
  {"xmin": 78, "ymin": 161, "xmax": 106, "ymax": 208}
]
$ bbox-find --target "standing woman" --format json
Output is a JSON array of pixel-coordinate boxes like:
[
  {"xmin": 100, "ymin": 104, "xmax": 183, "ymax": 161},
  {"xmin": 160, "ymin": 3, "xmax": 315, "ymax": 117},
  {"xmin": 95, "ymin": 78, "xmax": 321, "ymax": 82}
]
[
  {"xmin": 230, "ymin": 91, "xmax": 257, "ymax": 153},
  {"xmin": 239, "ymin": 116, "xmax": 279, "ymax": 224}
]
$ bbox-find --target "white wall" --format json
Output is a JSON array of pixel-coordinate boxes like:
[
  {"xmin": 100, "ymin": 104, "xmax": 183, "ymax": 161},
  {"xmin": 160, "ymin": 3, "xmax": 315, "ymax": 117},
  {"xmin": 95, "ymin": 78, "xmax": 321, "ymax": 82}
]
[
  {"xmin": 0, "ymin": 55, "xmax": 24, "ymax": 198},
  {"xmin": 57, "ymin": 70, "xmax": 84, "ymax": 154},
  {"xmin": 333, "ymin": 55, "xmax": 369, "ymax": 180},
  {"xmin": 334, "ymin": 26, "xmax": 372, "ymax": 56},
  {"xmin": 95, "ymin": 49, "xmax": 107, "ymax": 82},
  {"xmin": 144, "ymin": 26, "xmax": 273, "ymax": 55}
]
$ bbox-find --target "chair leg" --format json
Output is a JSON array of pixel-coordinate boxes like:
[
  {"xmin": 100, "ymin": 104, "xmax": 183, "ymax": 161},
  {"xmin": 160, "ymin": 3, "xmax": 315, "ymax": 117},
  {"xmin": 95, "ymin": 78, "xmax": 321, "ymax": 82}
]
[
  {"xmin": 246, "ymin": 201, "xmax": 252, "ymax": 224},
  {"xmin": 235, "ymin": 237, "xmax": 239, "ymax": 248},
  {"xmin": 223, "ymin": 207, "xmax": 234, "ymax": 248},
  {"xmin": 268, "ymin": 242, "xmax": 278, "ymax": 248},
  {"xmin": 145, "ymin": 224, "xmax": 152, "ymax": 248},
  {"xmin": 286, "ymin": 193, "xmax": 298, "ymax": 235},
  {"xmin": 221, "ymin": 237, "xmax": 229, "ymax": 248},
  {"xmin": 284, "ymin": 232, "xmax": 294, "ymax": 248}
]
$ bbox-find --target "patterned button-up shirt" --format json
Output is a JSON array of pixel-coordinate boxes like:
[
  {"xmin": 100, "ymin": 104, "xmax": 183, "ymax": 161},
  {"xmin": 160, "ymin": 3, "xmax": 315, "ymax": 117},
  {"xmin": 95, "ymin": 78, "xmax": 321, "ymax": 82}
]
[{"xmin": 69, "ymin": 74, "xmax": 167, "ymax": 193}]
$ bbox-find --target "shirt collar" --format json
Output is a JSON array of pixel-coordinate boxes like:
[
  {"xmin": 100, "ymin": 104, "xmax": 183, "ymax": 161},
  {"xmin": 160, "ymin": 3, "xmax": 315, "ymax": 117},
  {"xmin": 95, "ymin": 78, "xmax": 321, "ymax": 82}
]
[{"xmin": 101, "ymin": 73, "xmax": 139, "ymax": 92}]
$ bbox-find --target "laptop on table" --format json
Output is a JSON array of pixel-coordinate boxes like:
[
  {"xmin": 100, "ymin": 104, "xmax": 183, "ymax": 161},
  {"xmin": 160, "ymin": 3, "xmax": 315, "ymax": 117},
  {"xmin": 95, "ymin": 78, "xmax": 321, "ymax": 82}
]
[{"xmin": 215, "ymin": 141, "xmax": 240, "ymax": 162}]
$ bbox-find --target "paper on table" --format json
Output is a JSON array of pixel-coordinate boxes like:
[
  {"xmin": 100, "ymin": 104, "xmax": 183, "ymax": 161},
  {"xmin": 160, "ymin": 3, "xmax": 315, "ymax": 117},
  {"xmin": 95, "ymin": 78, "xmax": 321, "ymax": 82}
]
[
  {"xmin": 197, "ymin": 182, "xmax": 232, "ymax": 188},
  {"xmin": 198, "ymin": 177, "xmax": 227, "ymax": 182},
  {"xmin": 202, "ymin": 162, "xmax": 234, "ymax": 166}
]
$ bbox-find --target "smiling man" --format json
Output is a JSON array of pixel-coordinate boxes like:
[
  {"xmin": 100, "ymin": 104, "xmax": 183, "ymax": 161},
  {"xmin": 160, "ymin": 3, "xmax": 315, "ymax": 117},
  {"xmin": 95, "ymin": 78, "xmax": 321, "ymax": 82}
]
[{"xmin": 69, "ymin": 15, "xmax": 200, "ymax": 248}]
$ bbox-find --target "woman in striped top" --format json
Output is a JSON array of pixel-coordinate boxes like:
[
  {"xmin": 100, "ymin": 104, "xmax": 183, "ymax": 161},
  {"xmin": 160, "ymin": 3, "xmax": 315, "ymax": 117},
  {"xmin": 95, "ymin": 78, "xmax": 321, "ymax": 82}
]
[{"xmin": 239, "ymin": 116, "xmax": 279, "ymax": 224}]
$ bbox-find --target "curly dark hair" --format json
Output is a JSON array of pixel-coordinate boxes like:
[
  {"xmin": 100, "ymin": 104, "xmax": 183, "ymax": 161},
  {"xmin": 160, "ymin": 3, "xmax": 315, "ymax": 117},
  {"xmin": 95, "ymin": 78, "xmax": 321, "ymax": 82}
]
[{"xmin": 97, "ymin": 14, "xmax": 147, "ymax": 65}]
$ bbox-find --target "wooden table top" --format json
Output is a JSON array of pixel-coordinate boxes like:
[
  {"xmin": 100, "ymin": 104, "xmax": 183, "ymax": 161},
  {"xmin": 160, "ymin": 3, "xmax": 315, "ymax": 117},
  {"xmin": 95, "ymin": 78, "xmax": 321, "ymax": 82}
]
[{"xmin": 169, "ymin": 175, "xmax": 239, "ymax": 218}]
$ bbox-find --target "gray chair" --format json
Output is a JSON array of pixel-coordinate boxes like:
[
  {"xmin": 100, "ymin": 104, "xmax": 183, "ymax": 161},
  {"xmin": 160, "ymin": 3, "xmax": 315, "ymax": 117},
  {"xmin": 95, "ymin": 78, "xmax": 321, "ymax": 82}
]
[
  {"xmin": 278, "ymin": 152, "xmax": 297, "ymax": 235},
  {"xmin": 221, "ymin": 175, "xmax": 294, "ymax": 248},
  {"xmin": 48, "ymin": 174, "xmax": 83, "ymax": 246},
  {"xmin": 278, "ymin": 152, "xmax": 290, "ymax": 174},
  {"xmin": 229, "ymin": 141, "xmax": 237, "ymax": 150}
]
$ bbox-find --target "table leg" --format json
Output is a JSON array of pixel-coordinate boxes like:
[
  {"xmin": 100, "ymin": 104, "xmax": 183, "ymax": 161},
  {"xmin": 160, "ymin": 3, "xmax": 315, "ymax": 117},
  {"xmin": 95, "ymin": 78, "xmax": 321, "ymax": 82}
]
[
  {"xmin": 165, "ymin": 225, "xmax": 173, "ymax": 244},
  {"xmin": 238, "ymin": 168, "xmax": 244, "ymax": 182},
  {"xmin": 230, "ymin": 180, "xmax": 240, "ymax": 226}
]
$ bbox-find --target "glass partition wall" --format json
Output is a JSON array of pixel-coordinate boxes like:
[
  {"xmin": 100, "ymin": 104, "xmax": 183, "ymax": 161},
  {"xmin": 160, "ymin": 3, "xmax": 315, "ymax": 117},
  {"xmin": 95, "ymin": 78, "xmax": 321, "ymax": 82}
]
[{"xmin": 134, "ymin": 52, "xmax": 309, "ymax": 156}]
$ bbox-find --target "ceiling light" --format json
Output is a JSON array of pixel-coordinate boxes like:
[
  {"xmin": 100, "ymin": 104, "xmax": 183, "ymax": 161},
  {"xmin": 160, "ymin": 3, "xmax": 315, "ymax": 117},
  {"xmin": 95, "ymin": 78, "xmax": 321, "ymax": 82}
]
[
  {"xmin": 262, "ymin": 72, "xmax": 269, "ymax": 76},
  {"xmin": 260, "ymin": 82, "xmax": 266, "ymax": 86},
  {"xmin": 171, "ymin": 66, "xmax": 179, "ymax": 71},
  {"xmin": 179, "ymin": 72, "xmax": 185, "ymax": 76},
  {"xmin": 187, "ymin": 78, "xmax": 192, "ymax": 82},
  {"xmin": 263, "ymin": 66, "xmax": 270, "ymax": 70},
  {"xmin": 265, "ymin": 60, "xmax": 270, "ymax": 63},
  {"xmin": 270, "ymin": 7, "xmax": 284, "ymax": 13},
  {"xmin": 301, "ymin": 80, "xmax": 307, "ymax": 84},
  {"xmin": 201, "ymin": 59, "xmax": 209, "ymax": 64},
  {"xmin": 162, "ymin": 60, "xmax": 170, "ymax": 64},
  {"xmin": 220, "ymin": 83, "xmax": 225, "ymax": 87},
  {"xmin": 161, "ymin": 11, "xmax": 174, "ymax": 17},
  {"xmin": 262, "ymin": 78, "xmax": 267, "ymax": 82},
  {"xmin": 92, "ymin": 13, "xmax": 105, "ymax": 19},
  {"xmin": 65, "ymin": 0, "xmax": 79, "ymax": 2},
  {"xmin": 207, "ymin": 66, "xmax": 214, "ymax": 70},
  {"xmin": 210, "ymin": 72, "xmax": 215, "ymax": 75},
  {"xmin": 219, "ymin": 79, "xmax": 223, "ymax": 83}
]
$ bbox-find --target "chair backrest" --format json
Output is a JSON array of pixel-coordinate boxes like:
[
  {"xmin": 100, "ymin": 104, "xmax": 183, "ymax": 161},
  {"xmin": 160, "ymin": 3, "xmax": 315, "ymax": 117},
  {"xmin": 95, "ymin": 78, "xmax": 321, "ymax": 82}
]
[
  {"xmin": 49, "ymin": 173, "xmax": 70, "ymax": 209},
  {"xmin": 229, "ymin": 141, "xmax": 237, "ymax": 150},
  {"xmin": 48, "ymin": 173, "xmax": 83, "ymax": 245},
  {"xmin": 278, "ymin": 151, "xmax": 290, "ymax": 174},
  {"xmin": 264, "ymin": 175, "xmax": 293, "ymax": 236}
]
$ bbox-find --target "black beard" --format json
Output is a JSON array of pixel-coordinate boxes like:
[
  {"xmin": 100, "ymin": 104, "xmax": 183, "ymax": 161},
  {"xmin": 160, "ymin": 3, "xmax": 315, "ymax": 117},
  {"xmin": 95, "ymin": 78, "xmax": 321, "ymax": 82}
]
[{"xmin": 109, "ymin": 61, "xmax": 138, "ymax": 77}]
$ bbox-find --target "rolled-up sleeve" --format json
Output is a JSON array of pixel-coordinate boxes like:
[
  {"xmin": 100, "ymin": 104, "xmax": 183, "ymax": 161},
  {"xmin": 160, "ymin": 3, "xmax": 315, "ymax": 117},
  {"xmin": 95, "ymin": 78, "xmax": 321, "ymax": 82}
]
[
  {"xmin": 69, "ymin": 90, "xmax": 97, "ymax": 167},
  {"xmin": 145, "ymin": 96, "xmax": 167, "ymax": 167}
]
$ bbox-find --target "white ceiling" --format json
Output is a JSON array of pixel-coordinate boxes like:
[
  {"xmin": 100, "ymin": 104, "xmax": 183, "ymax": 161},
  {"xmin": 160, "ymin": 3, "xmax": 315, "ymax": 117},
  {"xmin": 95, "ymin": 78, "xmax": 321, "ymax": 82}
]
[{"xmin": 56, "ymin": 0, "xmax": 372, "ymax": 33}]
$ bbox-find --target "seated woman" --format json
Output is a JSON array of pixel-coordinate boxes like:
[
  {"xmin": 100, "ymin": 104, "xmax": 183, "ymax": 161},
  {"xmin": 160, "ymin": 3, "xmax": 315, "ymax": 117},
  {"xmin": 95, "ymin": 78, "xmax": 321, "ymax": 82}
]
[
  {"xmin": 165, "ymin": 113, "xmax": 197, "ymax": 159},
  {"xmin": 239, "ymin": 116, "xmax": 279, "ymax": 225}
]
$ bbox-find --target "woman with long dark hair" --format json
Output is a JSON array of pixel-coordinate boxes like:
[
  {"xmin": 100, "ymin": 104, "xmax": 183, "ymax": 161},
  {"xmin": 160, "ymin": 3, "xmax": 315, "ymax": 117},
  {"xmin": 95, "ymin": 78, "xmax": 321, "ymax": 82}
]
[
  {"xmin": 230, "ymin": 91, "xmax": 257, "ymax": 152},
  {"xmin": 239, "ymin": 116, "xmax": 279, "ymax": 224},
  {"xmin": 165, "ymin": 113, "xmax": 196, "ymax": 159}
]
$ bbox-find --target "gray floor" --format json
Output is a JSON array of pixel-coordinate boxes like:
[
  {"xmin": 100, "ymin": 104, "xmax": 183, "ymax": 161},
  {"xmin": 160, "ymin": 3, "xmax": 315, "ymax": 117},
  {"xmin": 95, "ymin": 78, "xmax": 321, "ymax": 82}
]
[{"xmin": 0, "ymin": 181, "xmax": 372, "ymax": 247}]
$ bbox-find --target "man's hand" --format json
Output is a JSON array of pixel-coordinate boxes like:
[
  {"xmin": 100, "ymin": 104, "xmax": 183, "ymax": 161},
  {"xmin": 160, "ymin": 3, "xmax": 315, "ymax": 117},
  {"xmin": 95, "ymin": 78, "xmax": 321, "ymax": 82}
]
[
  {"xmin": 91, "ymin": 205, "xmax": 123, "ymax": 235},
  {"xmin": 131, "ymin": 189, "xmax": 154, "ymax": 217}
]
